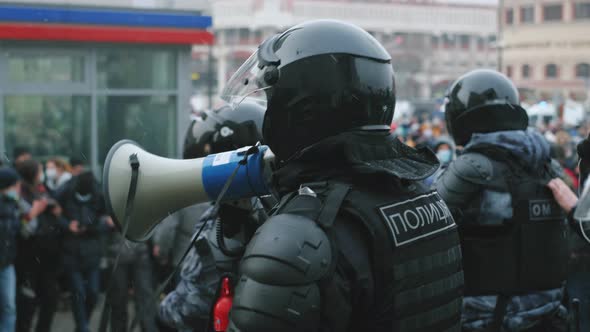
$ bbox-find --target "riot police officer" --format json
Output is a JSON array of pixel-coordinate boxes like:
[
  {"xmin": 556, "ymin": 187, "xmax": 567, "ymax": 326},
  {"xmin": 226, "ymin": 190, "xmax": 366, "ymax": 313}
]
[
  {"xmin": 435, "ymin": 69, "xmax": 569, "ymax": 331},
  {"xmin": 158, "ymin": 100, "xmax": 269, "ymax": 331},
  {"xmin": 221, "ymin": 19, "xmax": 464, "ymax": 332}
]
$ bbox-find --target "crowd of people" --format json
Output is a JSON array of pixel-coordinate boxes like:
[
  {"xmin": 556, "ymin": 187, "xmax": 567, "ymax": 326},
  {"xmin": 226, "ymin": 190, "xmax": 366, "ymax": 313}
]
[
  {"xmin": 0, "ymin": 112, "xmax": 588, "ymax": 332},
  {"xmin": 0, "ymin": 147, "xmax": 172, "ymax": 332}
]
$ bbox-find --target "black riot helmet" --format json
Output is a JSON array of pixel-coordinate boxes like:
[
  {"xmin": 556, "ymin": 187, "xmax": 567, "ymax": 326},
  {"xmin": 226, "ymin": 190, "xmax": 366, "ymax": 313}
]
[
  {"xmin": 182, "ymin": 99, "xmax": 265, "ymax": 159},
  {"xmin": 444, "ymin": 69, "xmax": 529, "ymax": 146},
  {"xmin": 220, "ymin": 19, "xmax": 396, "ymax": 162}
]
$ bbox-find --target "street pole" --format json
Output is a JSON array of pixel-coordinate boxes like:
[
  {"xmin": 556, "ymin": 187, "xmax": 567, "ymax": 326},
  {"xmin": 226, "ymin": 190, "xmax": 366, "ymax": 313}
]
[
  {"xmin": 207, "ymin": 44, "xmax": 213, "ymax": 110},
  {"xmin": 497, "ymin": 0, "xmax": 504, "ymax": 72}
]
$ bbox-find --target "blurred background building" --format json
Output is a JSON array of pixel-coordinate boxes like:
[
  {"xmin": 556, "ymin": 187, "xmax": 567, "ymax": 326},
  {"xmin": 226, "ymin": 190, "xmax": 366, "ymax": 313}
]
[
  {"xmin": 192, "ymin": 0, "xmax": 498, "ymax": 108},
  {"xmin": 501, "ymin": 0, "xmax": 590, "ymax": 103},
  {"xmin": 0, "ymin": 0, "xmax": 212, "ymax": 173}
]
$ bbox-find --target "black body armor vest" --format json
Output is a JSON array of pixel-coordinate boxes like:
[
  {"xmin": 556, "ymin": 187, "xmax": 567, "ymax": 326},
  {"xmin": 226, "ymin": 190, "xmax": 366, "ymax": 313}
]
[
  {"xmin": 460, "ymin": 152, "xmax": 569, "ymax": 296},
  {"xmin": 275, "ymin": 180, "xmax": 464, "ymax": 332}
]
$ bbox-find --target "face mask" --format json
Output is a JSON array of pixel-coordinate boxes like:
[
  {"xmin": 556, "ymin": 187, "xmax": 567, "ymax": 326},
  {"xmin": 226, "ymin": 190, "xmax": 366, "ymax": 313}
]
[
  {"xmin": 45, "ymin": 168, "xmax": 57, "ymax": 180},
  {"xmin": 436, "ymin": 150, "xmax": 453, "ymax": 164},
  {"xmin": 39, "ymin": 172, "xmax": 45, "ymax": 184},
  {"xmin": 75, "ymin": 192, "xmax": 92, "ymax": 202},
  {"xmin": 4, "ymin": 190, "xmax": 19, "ymax": 201}
]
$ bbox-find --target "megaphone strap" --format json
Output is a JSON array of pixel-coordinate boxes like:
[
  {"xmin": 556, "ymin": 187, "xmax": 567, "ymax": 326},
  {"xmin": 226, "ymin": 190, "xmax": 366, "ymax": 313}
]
[{"xmin": 98, "ymin": 153, "xmax": 141, "ymax": 332}]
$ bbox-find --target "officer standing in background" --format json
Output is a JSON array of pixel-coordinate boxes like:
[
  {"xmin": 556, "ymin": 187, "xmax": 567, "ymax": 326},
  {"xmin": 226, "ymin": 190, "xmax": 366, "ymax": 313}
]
[
  {"xmin": 435, "ymin": 69, "xmax": 569, "ymax": 331},
  {"xmin": 159, "ymin": 100, "xmax": 269, "ymax": 332},
  {"xmin": 221, "ymin": 19, "xmax": 464, "ymax": 332}
]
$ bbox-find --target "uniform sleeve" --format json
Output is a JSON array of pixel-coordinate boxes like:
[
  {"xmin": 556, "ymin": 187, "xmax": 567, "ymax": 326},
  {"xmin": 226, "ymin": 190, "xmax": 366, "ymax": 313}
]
[
  {"xmin": 435, "ymin": 153, "xmax": 493, "ymax": 223},
  {"xmin": 158, "ymin": 247, "xmax": 218, "ymax": 331}
]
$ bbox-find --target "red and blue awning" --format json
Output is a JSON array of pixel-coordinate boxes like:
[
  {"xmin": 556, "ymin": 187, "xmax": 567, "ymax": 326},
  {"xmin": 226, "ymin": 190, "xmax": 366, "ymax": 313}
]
[{"xmin": 0, "ymin": 4, "xmax": 213, "ymax": 45}]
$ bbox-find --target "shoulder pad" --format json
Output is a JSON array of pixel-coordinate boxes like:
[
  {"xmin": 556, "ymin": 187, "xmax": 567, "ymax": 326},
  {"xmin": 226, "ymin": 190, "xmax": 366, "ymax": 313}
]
[
  {"xmin": 240, "ymin": 213, "xmax": 332, "ymax": 285},
  {"xmin": 449, "ymin": 152, "xmax": 494, "ymax": 184}
]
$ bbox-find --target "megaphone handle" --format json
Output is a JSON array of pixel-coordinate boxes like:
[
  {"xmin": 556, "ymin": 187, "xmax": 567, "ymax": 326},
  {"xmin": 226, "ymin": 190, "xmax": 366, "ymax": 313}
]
[{"xmin": 98, "ymin": 153, "xmax": 141, "ymax": 332}]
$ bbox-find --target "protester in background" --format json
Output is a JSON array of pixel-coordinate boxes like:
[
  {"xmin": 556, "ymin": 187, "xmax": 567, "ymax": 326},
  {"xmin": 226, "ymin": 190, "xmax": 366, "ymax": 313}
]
[
  {"xmin": 14, "ymin": 159, "xmax": 65, "ymax": 332},
  {"xmin": 424, "ymin": 136, "xmax": 456, "ymax": 188},
  {"xmin": 69, "ymin": 157, "xmax": 85, "ymax": 177},
  {"xmin": 45, "ymin": 158, "xmax": 72, "ymax": 192},
  {"xmin": 106, "ymin": 226, "xmax": 158, "ymax": 332},
  {"xmin": 551, "ymin": 145, "xmax": 578, "ymax": 190},
  {"xmin": 14, "ymin": 160, "xmax": 49, "ymax": 332},
  {"xmin": 59, "ymin": 171, "xmax": 113, "ymax": 332},
  {"xmin": 12, "ymin": 147, "xmax": 32, "ymax": 166},
  {"xmin": 0, "ymin": 168, "xmax": 23, "ymax": 332}
]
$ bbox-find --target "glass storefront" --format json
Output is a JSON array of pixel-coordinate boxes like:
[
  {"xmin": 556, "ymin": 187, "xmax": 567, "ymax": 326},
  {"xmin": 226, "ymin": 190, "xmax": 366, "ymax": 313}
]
[
  {"xmin": 8, "ymin": 54, "xmax": 85, "ymax": 83},
  {"xmin": 0, "ymin": 45, "xmax": 188, "ymax": 174},
  {"xmin": 4, "ymin": 95, "xmax": 91, "ymax": 160},
  {"xmin": 97, "ymin": 95, "xmax": 177, "ymax": 166},
  {"xmin": 97, "ymin": 49, "xmax": 177, "ymax": 90}
]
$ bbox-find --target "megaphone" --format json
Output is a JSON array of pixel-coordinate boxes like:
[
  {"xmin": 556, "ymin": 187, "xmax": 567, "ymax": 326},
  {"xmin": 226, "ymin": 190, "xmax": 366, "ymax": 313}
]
[{"xmin": 103, "ymin": 140, "xmax": 273, "ymax": 241}]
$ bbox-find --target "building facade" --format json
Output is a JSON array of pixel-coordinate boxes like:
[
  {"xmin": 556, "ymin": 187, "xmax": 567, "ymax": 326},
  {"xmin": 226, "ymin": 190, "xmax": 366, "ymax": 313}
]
[
  {"xmin": 501, "ymin": 0, "xmax": 590, "ymax": 102},
  {"xmin": 207, "ymin": 0, "xmax": 497, "ymax": 103},
  {"xmin": 0, "ymin": 0, "xmax": 212, "ymax": 173}
]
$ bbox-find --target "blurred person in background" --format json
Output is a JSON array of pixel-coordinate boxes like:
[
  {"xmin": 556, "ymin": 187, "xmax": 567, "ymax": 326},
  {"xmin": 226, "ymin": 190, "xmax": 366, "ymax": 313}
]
[
  {"xmin": 69, "ymin": 157, "xmax": 85, "ymax": 177},
  {"xmin": 14, "ymin": 159, "xmax": 66, "ymax": 332},
  {"xmin": 14, "ymin": 160, "xmax": 52, "ymax": 332},
  {"xmin": 44, "ymin": 158, "xmax": 72, "ymax": 193},
  {"xmin": 424, "ymin": 137, "xmax": 456, "ymax": 188},
  {"xmin": 105, "ymin": 227, "xmax": 157, "ymax": 332},
  {"xmin": 0, "ymin": 168, "xmax": 25, "ymax": 332},
  {"xmin": 12, "ymin": 147, "xmax": 32, "ymax": 166},
  {"xmin": 556, "ymin": 130, "xmax": 578, "ymax": 171},
  {"xmin": 59, "ymin": 171, "xmax": 114, "ymax": 332},
  {"xmin": 551, "ymin": 144, "xmax": 578, "ymax": 190}
]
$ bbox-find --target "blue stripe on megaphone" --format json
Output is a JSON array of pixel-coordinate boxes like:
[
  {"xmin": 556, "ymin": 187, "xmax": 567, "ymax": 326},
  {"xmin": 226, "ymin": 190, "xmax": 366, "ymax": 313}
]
[{"xmin": 202, "ymin": 146, "xmax": 271, "ymax": 201}]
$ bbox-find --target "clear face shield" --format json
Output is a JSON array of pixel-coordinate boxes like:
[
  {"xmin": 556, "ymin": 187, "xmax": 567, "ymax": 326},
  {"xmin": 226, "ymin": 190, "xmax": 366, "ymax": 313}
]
[{"xmin": 220, "ymin": 51, "xmax": 270, "ymax": 110}]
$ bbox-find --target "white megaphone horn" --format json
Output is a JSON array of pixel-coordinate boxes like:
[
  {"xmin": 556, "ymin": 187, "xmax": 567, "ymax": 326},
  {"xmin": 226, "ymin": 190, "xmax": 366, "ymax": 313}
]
[{"xmin": 103, "ymin": 140, "xmax": 274, "ymax": 242}]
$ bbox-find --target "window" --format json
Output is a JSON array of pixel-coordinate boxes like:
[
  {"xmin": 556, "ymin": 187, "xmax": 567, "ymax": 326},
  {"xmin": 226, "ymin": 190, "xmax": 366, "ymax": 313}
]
[
  {"xmin": 506, "ymin": 8, "xmax": 514, "ymax": 24},
  {"xmin": 238, "ymin": 28, "xmax": 250, "ymax": 43},
  {"xmin": 576, "ymin": 63, "xmax": 590, "ymax": 78},
  {"xmin": 97, "ymin": 49, "xmax": 177, "ymax": 90},
  {"xmin": 459, "ymin": 35, "xmax": 470, "ymax": 49},
  {"xmin": 506, "ymin": 65, "xmax": 513, "ymax": 78},
  {"xmin": 431, "ymin": 35, "xmax": 439, "ymax": 49},
  {"xmin": 442, "ymin": 34, "xmax": 455, "ymax": 49},
  {"xmin": 575, "ymin": 3, "xmax": 590, "ymax": 20},
  {"xmin": 477, "ymin": 37, "xmax": 485, "ymax": 50},
  {"xmin": 543, "ymin": 4, "xmax": 563, "ymax": 21},
  {"xmin": 545, "ymin": 64, "xmax": 558, "ymax": 78},
  {"xmin": 98, "ymin": 95, "xmax": 177, "ymax": 163},
  {"xmin": 4, "ymin": 95, "xmax": 90, "ymax": 160},
  {"xmin": 522, "ymin": 64, "xmax": 531, "ymax": 79},
  {"xmin": 8, "ymin": 54, "xmax": 84, "ymax": 83},
  {"xmin": 520, "ymin": 6, "xmax": 535, "ymax": 23}
]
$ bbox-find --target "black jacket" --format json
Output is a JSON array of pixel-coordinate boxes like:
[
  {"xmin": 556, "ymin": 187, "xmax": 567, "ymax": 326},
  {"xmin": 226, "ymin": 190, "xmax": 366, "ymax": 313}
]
[
  {"xmin": 59, "ymin": 182, "xmax": 109, "ymax": 270},
  {"xmin": 0, "ymin": 195, "xmax": 21, "ymax": 268}
]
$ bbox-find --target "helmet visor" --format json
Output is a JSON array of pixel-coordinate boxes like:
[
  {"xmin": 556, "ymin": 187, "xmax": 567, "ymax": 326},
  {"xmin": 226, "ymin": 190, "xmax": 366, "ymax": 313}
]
[{"xmin": 220, "ymin": 51, "xmax": 269, "ymax": 109}]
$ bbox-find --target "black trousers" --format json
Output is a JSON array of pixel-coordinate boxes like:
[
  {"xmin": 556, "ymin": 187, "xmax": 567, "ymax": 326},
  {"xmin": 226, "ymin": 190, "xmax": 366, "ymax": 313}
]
[
  {"xmin": 107, "ymin": 253, "xmax": 158, "ymax": 332},
  {"xmin": 16, "ymin": 258, "xmax": 60, "ymax": 332}
]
